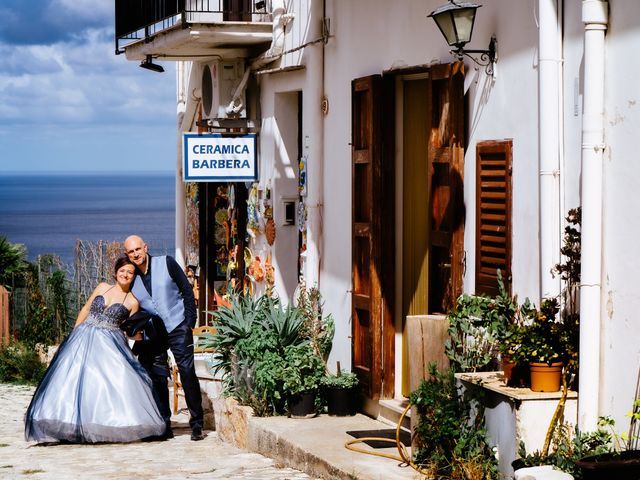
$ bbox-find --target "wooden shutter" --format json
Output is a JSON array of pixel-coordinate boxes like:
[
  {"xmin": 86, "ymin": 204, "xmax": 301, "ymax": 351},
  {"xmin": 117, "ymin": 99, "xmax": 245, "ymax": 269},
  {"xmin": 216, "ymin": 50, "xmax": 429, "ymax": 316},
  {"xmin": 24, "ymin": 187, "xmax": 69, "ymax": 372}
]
[{"xmin": 475, "ymin": 140, "xmax": 513, "ymax": 296}]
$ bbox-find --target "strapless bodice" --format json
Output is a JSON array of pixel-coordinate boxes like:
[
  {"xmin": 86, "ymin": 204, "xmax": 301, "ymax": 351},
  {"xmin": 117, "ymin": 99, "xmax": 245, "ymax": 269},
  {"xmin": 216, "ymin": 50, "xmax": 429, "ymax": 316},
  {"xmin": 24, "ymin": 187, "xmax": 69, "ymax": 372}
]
[{"xmin": 84, "ymin": 295, "xmax": 129, "ymax": 331}]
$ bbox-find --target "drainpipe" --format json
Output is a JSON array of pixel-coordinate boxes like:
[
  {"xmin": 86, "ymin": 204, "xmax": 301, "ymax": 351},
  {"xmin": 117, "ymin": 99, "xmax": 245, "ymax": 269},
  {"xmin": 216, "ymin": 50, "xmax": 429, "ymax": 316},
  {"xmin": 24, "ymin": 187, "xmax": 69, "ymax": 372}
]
[
  {"xmin": 578, "ymin": 0, "xmax": 608, "ymax": 432},
  {"xmin": 303, "ymin": 0, "xmax": 326, "ymax": 287},
  {"xmin": 175, "ymin": 62, "xmax": 187, "ymax": 267},
  {"xmin": 175, "ymin": 61, "xmax": 202, "ymax": 267},
  {"xmin": 538, "ymin": 0, "xmax": 562, "ymax": 300}
]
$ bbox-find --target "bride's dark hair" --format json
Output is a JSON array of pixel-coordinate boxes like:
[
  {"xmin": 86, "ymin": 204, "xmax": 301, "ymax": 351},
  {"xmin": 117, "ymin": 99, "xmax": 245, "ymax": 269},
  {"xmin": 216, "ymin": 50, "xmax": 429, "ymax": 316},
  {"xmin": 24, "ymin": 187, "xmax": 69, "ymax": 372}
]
[{"xmin": 114, "ymin": 255, "xmax": 135, "ymax": 275}]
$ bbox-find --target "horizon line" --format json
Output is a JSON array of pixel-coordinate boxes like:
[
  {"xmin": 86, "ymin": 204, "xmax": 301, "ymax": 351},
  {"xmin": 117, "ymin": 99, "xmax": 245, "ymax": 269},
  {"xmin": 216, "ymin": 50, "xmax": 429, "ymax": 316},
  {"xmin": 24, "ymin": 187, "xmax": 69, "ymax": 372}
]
[{"xmin": 0, "ymin": 170, "xmax": 174, "ymax": 175}]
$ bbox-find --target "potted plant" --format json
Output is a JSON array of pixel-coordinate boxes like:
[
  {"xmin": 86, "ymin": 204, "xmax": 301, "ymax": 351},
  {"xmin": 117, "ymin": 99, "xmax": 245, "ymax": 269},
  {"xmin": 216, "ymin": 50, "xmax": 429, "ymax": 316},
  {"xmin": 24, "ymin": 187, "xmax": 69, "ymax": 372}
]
[
  {"xmin": 513, "ymin": 298, "xmax": 565, "ymax": 392},
  {"xmin": 321, "ymin": 362, "xmax": 359, "ymax": 416},
  {"xmin": 511, "ymin": 417, "xmax": 614, "ymax": 477},
  {"xmin": 279, "ymin": 342, "xmax": 325, "ymax": 418},
  {"xmin": 497, "ymin": 319, "xmax": 529, "ymax": 387},
  {"xmin": 575, "ymin": 412, "xmax": 640, "ymax": 480}
]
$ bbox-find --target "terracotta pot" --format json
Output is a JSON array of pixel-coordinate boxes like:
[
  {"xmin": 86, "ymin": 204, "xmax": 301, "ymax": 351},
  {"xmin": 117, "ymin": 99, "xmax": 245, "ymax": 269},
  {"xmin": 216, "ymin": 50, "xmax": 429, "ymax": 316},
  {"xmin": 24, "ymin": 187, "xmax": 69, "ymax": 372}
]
[
  {"xmin": 529, "ymin": 362, "xmax": 563, "ymax": 392},
  {"xmin": 502, "ymin": 356, "xmax": 516, "ymax": 384}
]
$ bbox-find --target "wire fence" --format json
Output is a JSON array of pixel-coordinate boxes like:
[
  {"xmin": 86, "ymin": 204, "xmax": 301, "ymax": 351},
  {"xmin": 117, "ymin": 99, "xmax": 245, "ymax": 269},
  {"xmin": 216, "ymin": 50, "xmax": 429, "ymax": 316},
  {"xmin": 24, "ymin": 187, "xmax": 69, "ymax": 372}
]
[{"xmin": 10, "ymin": 239, "xmax": 173, "ymax": 343}]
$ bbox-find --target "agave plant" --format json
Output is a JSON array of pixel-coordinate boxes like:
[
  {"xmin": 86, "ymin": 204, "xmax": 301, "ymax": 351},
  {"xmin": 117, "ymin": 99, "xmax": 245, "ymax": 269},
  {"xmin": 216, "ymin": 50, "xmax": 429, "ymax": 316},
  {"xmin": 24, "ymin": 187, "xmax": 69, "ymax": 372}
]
[
  {"xmin": 206, "ymin": 293, "xmax": 269, "ymax": 377},
  {"xmin": 265, "ymin": 303, "xmax": 305, "ymax": 349}
]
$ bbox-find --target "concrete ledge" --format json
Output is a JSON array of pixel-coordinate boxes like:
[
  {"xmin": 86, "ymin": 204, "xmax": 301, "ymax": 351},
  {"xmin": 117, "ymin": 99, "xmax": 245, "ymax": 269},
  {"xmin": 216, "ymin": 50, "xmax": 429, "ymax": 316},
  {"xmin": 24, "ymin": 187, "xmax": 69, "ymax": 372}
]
[
  {"xmin": 456, "ymin": 371, "xmax": 578, "ymax": 479},
  {"xmin": 211, "ymin": 397, "xmax": 419, "ymax": 480}
]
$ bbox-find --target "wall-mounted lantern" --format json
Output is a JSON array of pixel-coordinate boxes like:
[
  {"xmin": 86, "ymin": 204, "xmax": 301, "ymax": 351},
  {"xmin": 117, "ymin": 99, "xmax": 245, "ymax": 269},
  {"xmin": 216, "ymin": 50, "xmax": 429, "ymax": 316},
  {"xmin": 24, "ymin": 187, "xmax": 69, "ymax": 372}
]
[
  {"xmin": 139, "ymin": 55, "xmax": 164, "ymax": 73},
  {"xmin": 428, "ymin": 1, "xmax": 497, "ymax": 76}
]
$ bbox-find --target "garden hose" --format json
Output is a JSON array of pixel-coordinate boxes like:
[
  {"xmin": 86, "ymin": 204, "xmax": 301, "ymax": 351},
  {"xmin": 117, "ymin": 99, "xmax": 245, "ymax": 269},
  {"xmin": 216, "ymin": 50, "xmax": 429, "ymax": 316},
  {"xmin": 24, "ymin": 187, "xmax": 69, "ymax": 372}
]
[{"xmin": 344, "ymin": 402, "xmax": 431, "ymax": 476}]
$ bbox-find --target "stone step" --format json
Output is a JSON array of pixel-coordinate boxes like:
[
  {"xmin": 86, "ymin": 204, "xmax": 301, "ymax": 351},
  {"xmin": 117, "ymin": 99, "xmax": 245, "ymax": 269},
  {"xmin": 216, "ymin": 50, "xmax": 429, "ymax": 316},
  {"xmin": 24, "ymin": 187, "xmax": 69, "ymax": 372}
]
[{"xmin": 377, "ymin": 398, "xmax": 412, "ymax": 432}]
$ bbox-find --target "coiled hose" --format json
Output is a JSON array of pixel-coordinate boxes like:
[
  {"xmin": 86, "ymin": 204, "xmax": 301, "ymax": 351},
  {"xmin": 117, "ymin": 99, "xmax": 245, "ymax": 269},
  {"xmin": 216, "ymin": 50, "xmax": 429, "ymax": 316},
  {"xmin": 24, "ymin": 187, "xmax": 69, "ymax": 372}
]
[{"xmin": 343, "ymin": 402, "xmax": 430, "ymax": 476}]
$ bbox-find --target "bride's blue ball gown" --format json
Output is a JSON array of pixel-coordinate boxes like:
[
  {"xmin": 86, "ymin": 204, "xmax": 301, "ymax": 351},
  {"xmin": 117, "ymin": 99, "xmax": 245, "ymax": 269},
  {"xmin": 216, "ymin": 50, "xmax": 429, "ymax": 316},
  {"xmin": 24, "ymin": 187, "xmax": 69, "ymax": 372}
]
[{"xmin": 25, "ymin": 295, "xmax": 166, "ymax": 443}]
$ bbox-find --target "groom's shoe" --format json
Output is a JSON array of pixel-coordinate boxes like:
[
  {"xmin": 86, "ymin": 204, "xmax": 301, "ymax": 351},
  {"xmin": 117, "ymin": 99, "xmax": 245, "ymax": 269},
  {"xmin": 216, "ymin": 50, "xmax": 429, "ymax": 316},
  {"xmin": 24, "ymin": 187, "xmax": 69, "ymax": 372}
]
[{"xmin": 190, "ymin": 428, "xmax": 206, "ymax": 441}]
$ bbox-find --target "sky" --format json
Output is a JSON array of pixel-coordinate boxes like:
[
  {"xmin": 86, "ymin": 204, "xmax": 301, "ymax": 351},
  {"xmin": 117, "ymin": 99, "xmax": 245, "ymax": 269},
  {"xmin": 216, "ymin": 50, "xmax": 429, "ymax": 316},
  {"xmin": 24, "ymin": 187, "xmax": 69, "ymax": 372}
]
[{"xmin": 0, "ymin": 0, "xmax": 176, "ymax": 173}]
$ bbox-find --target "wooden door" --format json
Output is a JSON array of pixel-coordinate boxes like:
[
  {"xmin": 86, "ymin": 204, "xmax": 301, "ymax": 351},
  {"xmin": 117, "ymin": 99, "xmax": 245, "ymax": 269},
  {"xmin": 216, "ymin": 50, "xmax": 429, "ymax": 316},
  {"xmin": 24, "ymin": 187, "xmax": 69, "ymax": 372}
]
[
  {"xmin": 475, "ymin": 140, "xmax": 513, "ymax": 296},
  {"xmin": 351, "ymin": 75, "xmax": 394, "ymax": 399},
  {"xmin": 427, "ymin": 62, "xmax": 465, "ymax": 313}
]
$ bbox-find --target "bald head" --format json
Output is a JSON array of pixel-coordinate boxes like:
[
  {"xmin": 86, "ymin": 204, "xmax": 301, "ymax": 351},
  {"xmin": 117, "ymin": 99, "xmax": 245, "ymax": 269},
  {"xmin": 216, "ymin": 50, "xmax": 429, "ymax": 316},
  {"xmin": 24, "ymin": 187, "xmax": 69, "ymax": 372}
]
[
  {"xmin": 125, "ymin": 235, "xmax": 145, "ymax": 247},
  {"xmin": 124, "ymin": 235, "xmax": 148, "ymax": 272}
]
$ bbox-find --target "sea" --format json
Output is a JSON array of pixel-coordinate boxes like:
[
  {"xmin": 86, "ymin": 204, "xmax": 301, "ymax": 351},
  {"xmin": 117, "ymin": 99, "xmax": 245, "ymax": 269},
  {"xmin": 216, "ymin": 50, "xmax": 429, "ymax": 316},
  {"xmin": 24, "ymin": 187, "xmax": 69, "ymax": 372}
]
[{"xmin": 0, "ymin": 172, "xmax": 176, "ymax": 267}]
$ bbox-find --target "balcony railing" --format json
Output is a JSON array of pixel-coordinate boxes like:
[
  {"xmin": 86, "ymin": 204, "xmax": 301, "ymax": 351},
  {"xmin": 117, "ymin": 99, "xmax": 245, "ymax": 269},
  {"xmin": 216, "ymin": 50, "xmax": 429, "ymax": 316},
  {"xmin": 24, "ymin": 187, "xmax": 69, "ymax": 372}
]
[{"xmin": 115, "ymin": 0, "xmax": 272, "ymax": 54}]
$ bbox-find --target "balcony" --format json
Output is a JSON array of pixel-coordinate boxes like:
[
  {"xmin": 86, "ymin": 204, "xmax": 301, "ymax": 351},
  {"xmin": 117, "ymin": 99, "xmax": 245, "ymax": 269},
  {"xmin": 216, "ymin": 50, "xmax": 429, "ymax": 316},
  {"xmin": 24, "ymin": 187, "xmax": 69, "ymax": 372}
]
[{"xmin": 115, "ymin": 0, "xmax": 274, "ymax": 61}]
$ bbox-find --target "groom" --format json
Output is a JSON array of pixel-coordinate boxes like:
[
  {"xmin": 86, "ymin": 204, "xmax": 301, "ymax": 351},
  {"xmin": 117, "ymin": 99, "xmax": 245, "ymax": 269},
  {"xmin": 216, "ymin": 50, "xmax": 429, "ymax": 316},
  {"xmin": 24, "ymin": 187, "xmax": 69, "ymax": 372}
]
[{"xmin": 124, "ymin": 235, "xmax": 205, "ymax": 441}]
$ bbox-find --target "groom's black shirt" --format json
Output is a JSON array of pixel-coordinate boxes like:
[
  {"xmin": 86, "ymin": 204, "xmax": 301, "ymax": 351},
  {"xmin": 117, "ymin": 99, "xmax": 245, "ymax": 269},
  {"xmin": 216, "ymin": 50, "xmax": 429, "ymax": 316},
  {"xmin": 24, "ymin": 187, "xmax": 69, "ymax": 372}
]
[{"xmin": 137, "ymin": 255, "xmax": 197, "ymax": 328}]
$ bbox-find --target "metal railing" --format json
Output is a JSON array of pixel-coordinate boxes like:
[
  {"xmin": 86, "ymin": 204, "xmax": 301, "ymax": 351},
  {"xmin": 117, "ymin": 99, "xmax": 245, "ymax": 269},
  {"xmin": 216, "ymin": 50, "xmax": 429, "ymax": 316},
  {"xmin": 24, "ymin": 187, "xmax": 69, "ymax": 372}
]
[{"xmin": 115, "ymin": 0, "xmax": 272, "ymax": 54}]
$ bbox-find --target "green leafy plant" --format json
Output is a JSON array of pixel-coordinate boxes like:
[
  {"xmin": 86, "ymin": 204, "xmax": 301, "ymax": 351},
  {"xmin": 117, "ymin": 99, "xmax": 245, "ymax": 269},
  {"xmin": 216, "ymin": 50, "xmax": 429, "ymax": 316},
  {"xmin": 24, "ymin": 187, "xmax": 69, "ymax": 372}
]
[
  {"xmin": 445, "ymin": 294, "xmax": 499, "ymax": 372},
  {"xmin": 19, "ymin": 264, "xmax": 57, "ymax": 348},
  {"xmin": 206, "ymin": 293, "xmax": 267, "ymax": 374},
  {"xmin": 410, "ymin": 363, "xmax": 499, "ymax": 479},
  {"xmin": 321, "ymin": 371, "xmax": 359, "ymax": 389},
  {"xmin": 252, "ymin": 350, "xmax": 287, "ymax": 415},
  {"xmin": 553, "ymin": 207, "xmax": 581, "ymax": 376},
  {"xmin": 513, "ymin": 297, "xmax": 565, "ymax": 365},
  {"xmin": 446, "ymin": 272, "xmax": 517, "ymax": 373},
  {"xmin": 279, "ymin": 342, "xmax": 326, "ymax": 397},
  {"xmin": 0, "ymin": 236, "xmax": 28, "ymax": 288},
  {"xmin": 515, "ymin": 417, "xmax": 617, "ymax": 478},
  {"xmin": 208, "ymin": 289, "xmax": 331, "ymax": 416},
  {"xmin": 266, "ymin": 302, "xmax": 306, "ymax": 349},
  {"xmin": 0, "ymin": 340, "xmax": 46, "ymax": 384}
]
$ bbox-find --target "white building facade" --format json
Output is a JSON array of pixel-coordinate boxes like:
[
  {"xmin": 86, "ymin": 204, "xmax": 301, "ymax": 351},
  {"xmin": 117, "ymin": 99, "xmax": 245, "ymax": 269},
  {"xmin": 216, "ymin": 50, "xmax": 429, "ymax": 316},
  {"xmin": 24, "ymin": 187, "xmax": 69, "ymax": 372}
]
[{"xmin": 117, "ymin": 0, "xmax": 640, "ymax": 446}]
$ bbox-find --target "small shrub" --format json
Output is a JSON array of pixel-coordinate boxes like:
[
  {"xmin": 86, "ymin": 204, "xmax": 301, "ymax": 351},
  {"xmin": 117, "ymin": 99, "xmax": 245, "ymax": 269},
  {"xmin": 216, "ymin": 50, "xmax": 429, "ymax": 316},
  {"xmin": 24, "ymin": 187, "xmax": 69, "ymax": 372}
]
[
  {"xmin": 515, "ymin": 417, "xmax": 616, "ymax": 478},
  {"xmin": 321, "ymin": 371, "xmax": 359, "ymax": 389},
  {"xmin": 210, "ymin": 291, "xmax": 329, "ymax": 416},
  {"xmin": 410, "ymin": 363, "xmax": 498, "ymax": 479},
  {"xmin": 445, "ymin": 272, "xmax": 516, "ymax": 373},
  {"xmin": 0, "ymin": 341, "xmax": 46, "ymax": 384}
]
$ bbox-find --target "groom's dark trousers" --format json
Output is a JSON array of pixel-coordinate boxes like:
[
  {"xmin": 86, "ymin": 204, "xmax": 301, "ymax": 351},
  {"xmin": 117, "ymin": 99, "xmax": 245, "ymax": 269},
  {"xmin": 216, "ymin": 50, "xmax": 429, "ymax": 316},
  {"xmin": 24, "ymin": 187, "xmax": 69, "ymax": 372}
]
[{"xmin": 134, "ymin": 318, "xmax": 204, "ymax": 432}]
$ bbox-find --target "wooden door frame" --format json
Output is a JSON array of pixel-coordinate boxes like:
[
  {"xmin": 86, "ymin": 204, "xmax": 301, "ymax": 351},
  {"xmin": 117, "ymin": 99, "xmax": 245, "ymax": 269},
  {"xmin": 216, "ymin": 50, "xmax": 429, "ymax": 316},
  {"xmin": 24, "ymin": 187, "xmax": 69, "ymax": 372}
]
[{"xmin": 351, "ymin": 62, "xmax": 464, "ymax": 401}]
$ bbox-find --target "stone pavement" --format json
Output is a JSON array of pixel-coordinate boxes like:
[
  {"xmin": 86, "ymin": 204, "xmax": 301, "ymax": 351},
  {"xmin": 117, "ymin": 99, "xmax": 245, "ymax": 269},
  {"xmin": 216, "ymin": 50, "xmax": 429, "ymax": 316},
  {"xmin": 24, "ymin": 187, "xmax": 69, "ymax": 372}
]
[{"xmin": 0, "ymin": 383, "xmax": 313, "ymax": 480}]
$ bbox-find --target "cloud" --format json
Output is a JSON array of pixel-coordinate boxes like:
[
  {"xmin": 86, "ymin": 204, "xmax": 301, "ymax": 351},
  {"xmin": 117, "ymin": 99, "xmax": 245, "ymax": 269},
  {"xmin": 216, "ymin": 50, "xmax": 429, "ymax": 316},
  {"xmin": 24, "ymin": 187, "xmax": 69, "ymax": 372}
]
[
  {"xmin": 0, "ymin": 1, "xmax": 177, "ymax": 172},
  {"xmin": 0, "ymin": 31, "xmax": 175, "ymax": 127},
  {"xmin": 0, "ymin": 0, "xmax": 111, "ymax": 45}
]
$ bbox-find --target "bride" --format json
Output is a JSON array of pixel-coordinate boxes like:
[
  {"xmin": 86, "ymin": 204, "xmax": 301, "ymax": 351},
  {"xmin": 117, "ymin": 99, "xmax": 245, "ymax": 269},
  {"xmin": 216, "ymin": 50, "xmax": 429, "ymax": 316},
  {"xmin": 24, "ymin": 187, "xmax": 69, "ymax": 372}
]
[{"xmin": 25, "ymin": 256, "xmax": 166, "ymax": 443}]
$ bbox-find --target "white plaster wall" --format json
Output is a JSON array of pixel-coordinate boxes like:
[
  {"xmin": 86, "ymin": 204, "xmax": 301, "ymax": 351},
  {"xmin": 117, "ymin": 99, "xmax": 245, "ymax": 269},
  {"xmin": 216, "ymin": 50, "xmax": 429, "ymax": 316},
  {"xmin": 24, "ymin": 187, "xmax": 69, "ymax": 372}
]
[
  {"xmin": 318, "ymin": 0, "xmax": 546, "ymax": 372},
  {"xmin": 462, "ymin": 1, "xmax": 541, "ymax": 302},
  {"xmin": 258, "ymin": 1, "xmax": 640, "ymax": 406},
  {"xmin": 599, "ymin": 0, "xmax": 640, "ymax": 430},
  {"xmin": 256, "ymin": 71, "xmax": 306, "ymax": 303}
]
